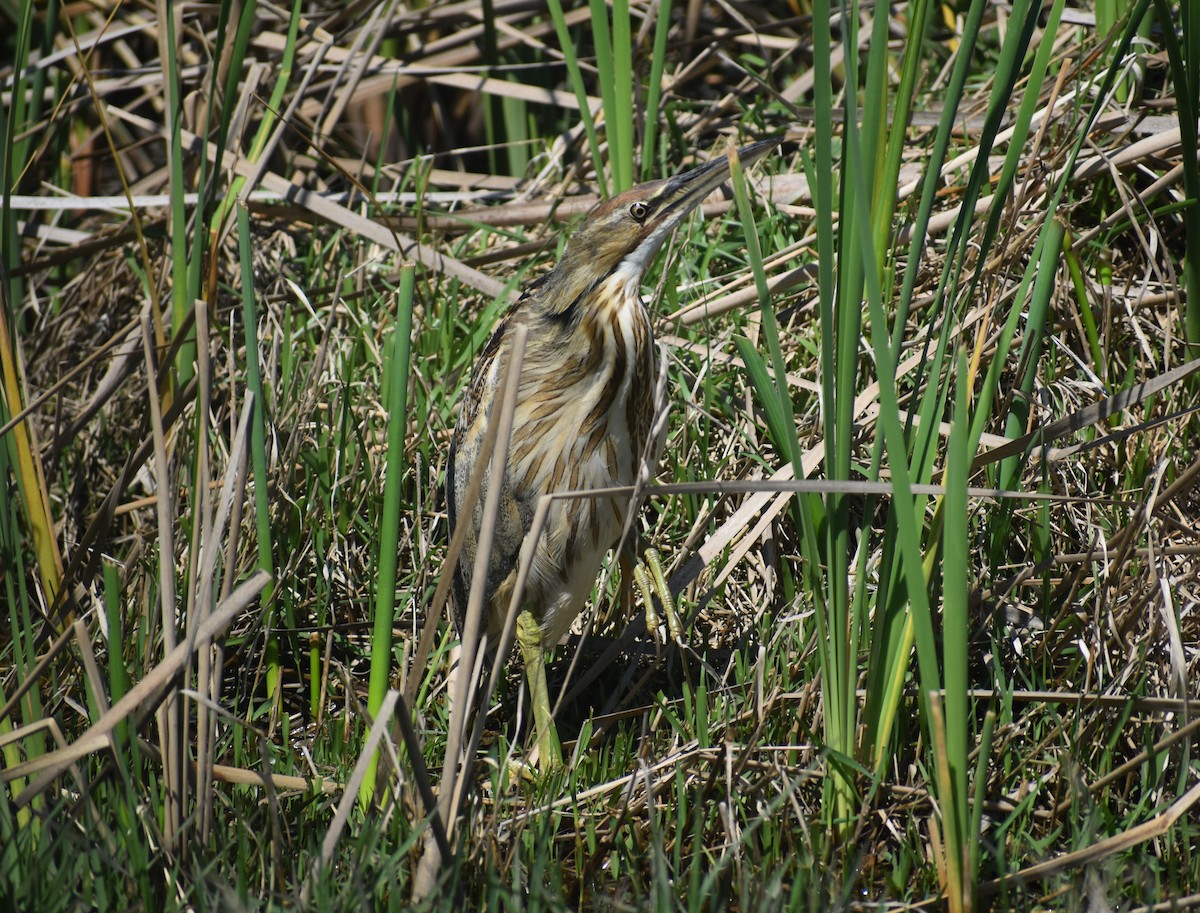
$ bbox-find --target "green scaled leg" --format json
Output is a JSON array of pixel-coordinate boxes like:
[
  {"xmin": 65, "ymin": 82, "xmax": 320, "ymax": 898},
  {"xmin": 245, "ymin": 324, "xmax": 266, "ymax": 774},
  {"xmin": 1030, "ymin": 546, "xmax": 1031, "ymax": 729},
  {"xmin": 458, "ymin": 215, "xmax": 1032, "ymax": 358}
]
[
  {"xmin": 516, "ymin": 609, "xmax": 563, "ymax": 772},
  {"xmin": 633, "ymin": 548, "xmax": 683, "ymax": 644}
]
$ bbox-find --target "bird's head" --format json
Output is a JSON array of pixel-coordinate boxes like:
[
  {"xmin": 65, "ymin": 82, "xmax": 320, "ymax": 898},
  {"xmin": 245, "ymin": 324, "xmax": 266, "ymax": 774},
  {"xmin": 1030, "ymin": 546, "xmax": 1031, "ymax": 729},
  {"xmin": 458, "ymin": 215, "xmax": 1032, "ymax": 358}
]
[{"xmin": 536, "ymin": 138, "xmax": 780, "ymax": 317}]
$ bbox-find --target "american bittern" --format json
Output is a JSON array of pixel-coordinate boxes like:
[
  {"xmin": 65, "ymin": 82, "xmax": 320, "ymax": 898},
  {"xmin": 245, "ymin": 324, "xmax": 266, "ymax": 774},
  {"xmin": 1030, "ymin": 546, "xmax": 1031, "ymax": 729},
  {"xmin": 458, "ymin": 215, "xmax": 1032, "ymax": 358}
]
[{"xmin": 448, "ymin": 138, "xmax": 779, "ymax": 770}]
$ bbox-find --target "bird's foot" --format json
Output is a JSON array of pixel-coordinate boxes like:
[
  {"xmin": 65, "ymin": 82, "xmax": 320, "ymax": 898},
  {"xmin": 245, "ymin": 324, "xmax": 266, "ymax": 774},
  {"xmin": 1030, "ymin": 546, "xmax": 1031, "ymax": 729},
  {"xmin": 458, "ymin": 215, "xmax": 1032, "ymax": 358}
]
[
  {"xmin": 632, "ymin": 548, "xmax": 684, "ymax": 645},
  {"xmin": 506, "ymin": 753, "xmax": 562, "ymax": 784},
  {"xmin": 504, "ymin": 730, "xmax": 564, "ymax": 784}
]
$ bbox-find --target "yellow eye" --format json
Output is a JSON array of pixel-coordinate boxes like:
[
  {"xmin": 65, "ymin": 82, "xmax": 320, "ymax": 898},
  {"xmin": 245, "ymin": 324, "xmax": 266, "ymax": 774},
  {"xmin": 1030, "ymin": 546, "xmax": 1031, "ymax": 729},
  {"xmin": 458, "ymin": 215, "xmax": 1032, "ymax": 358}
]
[{"xmin": 629, "ymin": 201, "xmax": 649, "ymax": 222}]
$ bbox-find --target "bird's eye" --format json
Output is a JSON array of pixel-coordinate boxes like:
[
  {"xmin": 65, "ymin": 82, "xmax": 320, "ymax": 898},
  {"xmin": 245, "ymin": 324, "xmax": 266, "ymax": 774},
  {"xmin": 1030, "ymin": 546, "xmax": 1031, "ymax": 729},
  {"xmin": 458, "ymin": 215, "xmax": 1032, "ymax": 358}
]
[{"xmin": 629, "ymin": 201, "xmax": 649, "ymax": 222}]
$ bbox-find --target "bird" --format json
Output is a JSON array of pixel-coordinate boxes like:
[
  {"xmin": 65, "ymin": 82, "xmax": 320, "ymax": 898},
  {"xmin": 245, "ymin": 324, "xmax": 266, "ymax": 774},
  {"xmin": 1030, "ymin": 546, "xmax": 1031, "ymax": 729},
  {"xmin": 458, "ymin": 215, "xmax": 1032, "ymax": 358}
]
[{"xmin": 447, "ymin": 137, "xmax": 780, "ymax": 771}]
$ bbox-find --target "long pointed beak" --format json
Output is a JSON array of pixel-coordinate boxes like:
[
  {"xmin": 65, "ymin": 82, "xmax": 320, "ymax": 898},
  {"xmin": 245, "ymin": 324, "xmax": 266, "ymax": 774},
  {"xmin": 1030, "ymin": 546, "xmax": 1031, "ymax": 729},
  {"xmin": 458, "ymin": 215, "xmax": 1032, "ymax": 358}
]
[{"xmin": 644, "ymin": 137, "xmax": 782, "ymax": 231}]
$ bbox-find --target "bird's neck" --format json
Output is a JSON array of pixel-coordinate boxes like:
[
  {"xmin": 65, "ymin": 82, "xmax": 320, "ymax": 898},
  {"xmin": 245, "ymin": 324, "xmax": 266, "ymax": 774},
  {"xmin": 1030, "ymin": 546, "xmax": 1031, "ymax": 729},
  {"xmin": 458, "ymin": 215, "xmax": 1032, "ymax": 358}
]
[
  {"xmin": 531, "ymin": 259, "xmax": 602, "ymax": 321},
  {"xmin": 533, "ymin": 248, "xmax": 649, "ymax": 322}
]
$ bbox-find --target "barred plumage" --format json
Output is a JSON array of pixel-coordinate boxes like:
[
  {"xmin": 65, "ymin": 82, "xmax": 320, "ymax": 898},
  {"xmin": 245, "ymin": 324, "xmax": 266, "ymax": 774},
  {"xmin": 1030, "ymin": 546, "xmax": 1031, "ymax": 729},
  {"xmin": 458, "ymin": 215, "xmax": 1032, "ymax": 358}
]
[{"xmin": 446, "ymin": 139, "xmax": 780, "ymax": 770}]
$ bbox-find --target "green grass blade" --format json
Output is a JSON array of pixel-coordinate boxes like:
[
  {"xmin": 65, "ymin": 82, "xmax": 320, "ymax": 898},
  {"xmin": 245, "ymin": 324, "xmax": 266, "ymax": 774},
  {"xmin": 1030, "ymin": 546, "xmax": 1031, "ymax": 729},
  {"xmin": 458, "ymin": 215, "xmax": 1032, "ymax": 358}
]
[
  {"xmin": 235, "ymin": 204, "xmax": 277, "ymax": 687},
  {"xmin": 729, "ymin": 147, "xmax": 798, "ymax": 472},
  {"xmin": 546, "ymin": 0, "xmax": 608, "ymax": 196},
  {"xmin": 942, "ymin": 349, "xmax": 972, "ymax": 902},
  {"xmin": 864, "ymin": 0, "xmax": 1061, "ymax": 782},
  {"xmin": 501, "ymin": 95, "xmax": 530, "ymax": 177},
  {"xmin": 1152, "ymin": 0, "xmax": 1200, "ymax": 342},
  {"xmin": 360, "ymin": 264, "xmax": 416, "ymax": 807},
  {"xmin": 609, "ymin": 0, "xmax": 633, "ymax": 190},
  {"xmin": 211, "ymin": 0, "xmax": 299, "ymax": 234},
  {"xmin": 641, "ymin": 0, "xmax": 672, "ymax": 180},
  {"xmin": 807, "ymin": 0, "xmax": 853, "ymax": 830},
  {"xmin": 588, "ymin": 0, "xmax": 620, "ymax": 189},
  {"xmin": 1001, "ymin": 220, "xmax": 1069, "ymax": 470},
  {"xmin": 159, "ymin": 1, "xmax": 194, "ymax": 388},
  {"xmin": 733, "ymin": 337, "xmax": 792, "ymax": 458},
  {"xmin": 1062, "ymin": 228, "xmax": 1107, "ymax": 386}
]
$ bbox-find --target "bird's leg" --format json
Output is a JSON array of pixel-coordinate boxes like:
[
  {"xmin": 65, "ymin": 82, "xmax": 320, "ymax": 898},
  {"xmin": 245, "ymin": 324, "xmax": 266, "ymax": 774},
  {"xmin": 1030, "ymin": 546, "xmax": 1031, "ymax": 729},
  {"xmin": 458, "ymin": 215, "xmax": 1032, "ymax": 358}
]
[
  {"xmin": 630, "ymin": 547, "xmax": 683, "ymax": 644},
  {"xmin": 515, "ymin": 609, "xmax": 563, "ymax": 772}
]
